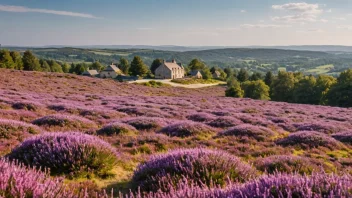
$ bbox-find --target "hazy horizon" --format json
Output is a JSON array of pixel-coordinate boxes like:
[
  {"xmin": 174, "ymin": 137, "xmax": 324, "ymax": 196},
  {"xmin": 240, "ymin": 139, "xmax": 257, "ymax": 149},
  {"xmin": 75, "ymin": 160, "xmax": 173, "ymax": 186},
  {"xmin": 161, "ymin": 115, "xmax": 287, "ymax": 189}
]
[{"xmin": 1, "ymin": 0, "xmax": 352, "ymax": 46}]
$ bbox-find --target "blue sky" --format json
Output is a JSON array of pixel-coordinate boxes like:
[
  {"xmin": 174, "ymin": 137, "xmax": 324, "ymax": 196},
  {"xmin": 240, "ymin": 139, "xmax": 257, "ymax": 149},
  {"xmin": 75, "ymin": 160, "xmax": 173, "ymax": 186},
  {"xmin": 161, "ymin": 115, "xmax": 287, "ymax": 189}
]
[{"xmin": 1, "ymin": 0, "xmax": 352, "ymax": 46}]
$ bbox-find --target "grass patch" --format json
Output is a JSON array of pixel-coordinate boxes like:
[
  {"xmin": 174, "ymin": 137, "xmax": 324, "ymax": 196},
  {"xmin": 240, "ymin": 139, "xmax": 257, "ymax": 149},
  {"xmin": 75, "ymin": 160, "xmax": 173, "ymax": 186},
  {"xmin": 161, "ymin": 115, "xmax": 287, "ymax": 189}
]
[
  {"xmin": 171, "ymin": 78, "xmax": 221, "ymax": 85},
  {"xmin": 136, "ymin": 80, "xmax": 171, "ymax": 88}
]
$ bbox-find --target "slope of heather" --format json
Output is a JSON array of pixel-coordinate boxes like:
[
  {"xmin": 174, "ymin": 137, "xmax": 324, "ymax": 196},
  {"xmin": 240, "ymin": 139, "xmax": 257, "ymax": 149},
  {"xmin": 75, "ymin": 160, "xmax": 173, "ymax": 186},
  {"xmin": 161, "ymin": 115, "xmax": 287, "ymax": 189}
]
[{"xmin": 0, "ymin": 69, "xmax": 352, "ymax": 197}]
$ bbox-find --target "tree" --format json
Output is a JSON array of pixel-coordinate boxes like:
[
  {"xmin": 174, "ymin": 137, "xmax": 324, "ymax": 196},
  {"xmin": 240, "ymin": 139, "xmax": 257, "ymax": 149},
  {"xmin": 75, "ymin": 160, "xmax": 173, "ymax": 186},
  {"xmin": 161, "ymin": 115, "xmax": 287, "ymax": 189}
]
[
  {"xmin": 119, "ymin": 57, "xmax": 130, "ymax": 74},
  {"xmin": 293, "ymin": 75, "xmax": 318, "ymax": 104},
  {"xmin": 237, "ymin": 68, "xmax": 249, "ymax": 82},
  {"xmin": 225, "ymin": 80, "xmax": 244, "ymax": 98},
  {"xmin": 150, "ymin": 59, "xmax": 163, "ymax": 75},
  {"xmin": 61, "ymin": 63, "xmax": 70, "ymax": 73},
  {"xmin": 250, "ymin": 72, "xmax": 263, "ymax": 81},
  {"xmin": 74, "ymin": 63, "xmax": 86, "ymax": 75},
  {"xmin": 0, "ymin": 50, "xmax": 15, "ymax": 69},
  {"xmin": 264, "ymin": 71, "xmax": 274, "ymax": 86},
  {"xmin": 224, "ymin": 68, "xmax": 234, "ymax": 78},
  {"xmin": 22, "ymin": 50, "xmax": 41, "ymax": 71},
  {"xmin": 270, "ymin": 71, "xmax": 296, "ymax": 102},
  {"xmin": 201, "ymin": 67, "xmax": 213, "ymax": 79},
  {"xmin": 10, "ymin": 51, "xmax": 23, "ymax": 70},
  {"xmin": 48, "ymin": 60, "xmax": 63, "ymax": 73},
  {"xmin": 90, "ymin": 61, "xmax": 104, "ymax": 72},
  {"xmin": 315, "ymin": 75, "xmax": 336, "ymax": 105},
  {"xmin": 69, "ymin": 63, "xmax": 76, "ymax": 73},
  {"xmin": 130, "ymin": 56, "xmax": 149, "ymax": 77},
  {"xmin": 210, "ymin": 66, "xmax": 217, "ymax": 74},
  {"xmin": 242, "ymin": 80, "xmax": 270, "ymax": 100},
  {"xmin": 327, "ymin": 69, "xmax": 352, "ymax": 107},
  {"xmin": 40, "ymin": 60, "xmax": 51, "ymax": 72},
  {"xmin": 188, "ymin": 59, "xmax": 206, "ymax": 71}
]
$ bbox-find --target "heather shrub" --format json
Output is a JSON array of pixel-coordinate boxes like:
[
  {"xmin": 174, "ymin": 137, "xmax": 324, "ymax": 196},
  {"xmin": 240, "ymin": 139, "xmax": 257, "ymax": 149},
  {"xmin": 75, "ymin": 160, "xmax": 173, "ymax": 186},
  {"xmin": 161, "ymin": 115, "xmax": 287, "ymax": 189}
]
[
  {"xmin": 7, "ymin": 132, "xmax": 118, "ymax": 178},
  {"xmin": 294, "ymin": 122, "xmax": 345, "ymax": 134},
  {"xmin": 158, "ymin": 121, "xmax": 216, "ymax": 138},
  {"xmin": 219, "ymin": 124, "xmax": 276, "ymax": 141},
  {"xmin": 12, "ymin": 102, "xmax": 39, "ymax": 111},
  {"xmin": 276, "ymin": 131, "xmax": 342, "ymax": 149},
  {"xmin": 97, "ymin": 122, "xmax": 138, "ymax": 136},
  {"xmin": 254, "ymin": 155, "xmax": 321, "ymax": 174},
  {"xmin": 0, "ymin": 159, "xmax": 75, "ymax": 197},
  {"xmin": 32, "ymin": 114, "xmax": 97, "ymax": 130},
  {"xmin": 227, "ymin": 173, "xmax": 352, "ymax": 197},
  {"xmin": 186, "ymin": 112, "xmax": 215, "ymax": 122},
  {"xmin": 123, "ymin": 117, "xmax": 169, "ymax": 130},
  {"xmin": 132, "ymin": 148, "xmax": 257, "ymax": 192},
  {"xmin": 332, "ymin": 131, "xmax": 352, "ymax": 144},
  {"xmin": 207, "ymin": 116, "xmax": 243, "ymax": 128},
  {"xmin": 116, "ymin": 107, "xmax": 170, "ymax": 118}
]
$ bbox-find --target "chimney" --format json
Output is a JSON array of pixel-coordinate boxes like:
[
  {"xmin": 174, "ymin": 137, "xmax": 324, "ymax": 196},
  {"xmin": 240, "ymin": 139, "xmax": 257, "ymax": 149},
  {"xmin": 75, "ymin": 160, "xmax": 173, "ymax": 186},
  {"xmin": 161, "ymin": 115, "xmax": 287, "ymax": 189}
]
[{"xmin": 172, "ymin": 59, "xmax": 176, "ymax": 63}]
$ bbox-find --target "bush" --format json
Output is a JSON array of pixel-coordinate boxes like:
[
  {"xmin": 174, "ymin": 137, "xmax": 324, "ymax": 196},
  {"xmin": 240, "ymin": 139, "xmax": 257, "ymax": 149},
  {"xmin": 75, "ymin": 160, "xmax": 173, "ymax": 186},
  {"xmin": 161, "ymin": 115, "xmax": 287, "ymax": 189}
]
[
  {"xmin": 186, "ymin": 112, "xmax": 215, "ymax": 122},
  {"xmin": 132, "ymin": 148, "xmax": 257, "ymax": 192},
  {"xmin": 7, "ymin": 132, "xmax": 118, "ymax": 178},
  {"xmin": 227, "ymin": 173, "xmax": 352, "ymax": 197},
  {"xmin": 332, "ymin": 131, "xmax": 352, "ymax": 144},
  {"xmin": 0, "ymin": 159, "xmax": 75, "ymax": 197},
  {"xmin": 158, "ymin": 121, "xmax": 216, "ymax": 138},
  {"xmin": 207, "ymin": 116, "xmax": 243, "ymax": 128},
  {"xmin": 276, "ymin": 131, "xmax": 342, "ymax": 149},
  {"xmin": 123, "ymin": 117, "xmax": 170, "ymax": 131},
  {"xmin": 219, "ymin": 124, "xmax": 275, "ymax": 141},
  {"xmin": 12, "ymin": 102, "xmax": 39, "ymax": 111},
  {"xmin": 97, "ymin": 122, "xmax": 138, "ymax": 136},
  {"xmin": 32, "ymin": 114, "xmax": 96, "ymax": 130},
  {"xmin": 254, "ymin": 155, "xmax": 321, "ymax": 174},
  {"xmin": 294, "ymin": 122, "xmax": 345, "ymax": 134}
]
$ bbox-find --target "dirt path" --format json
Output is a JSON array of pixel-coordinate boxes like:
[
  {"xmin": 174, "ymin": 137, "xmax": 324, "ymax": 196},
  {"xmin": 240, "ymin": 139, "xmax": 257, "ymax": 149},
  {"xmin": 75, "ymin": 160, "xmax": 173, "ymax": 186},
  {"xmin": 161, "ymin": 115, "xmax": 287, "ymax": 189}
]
[{"xmin": 130, "ymin": 79, "xmax": 226, "ymax": 88}]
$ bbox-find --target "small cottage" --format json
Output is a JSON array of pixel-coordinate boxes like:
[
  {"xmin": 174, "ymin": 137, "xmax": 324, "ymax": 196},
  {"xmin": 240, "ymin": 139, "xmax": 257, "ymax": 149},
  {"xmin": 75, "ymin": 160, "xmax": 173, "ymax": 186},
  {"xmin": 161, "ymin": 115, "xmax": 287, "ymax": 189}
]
[
  {"xmin": 190, "ymin": 70, "xmax": 203, "ymax": 79},
  {"xmin": 155, "ymin": 59, "xmax": 185, "ymax": 79},
  {"xmin": 82, "ymin": 70, "xmax": 99, "ymax": 77},
  {"xmin": 212, "ymin": 70, "xmax": 221, "ymax": 79},
  {"xmin": 100, "ymin": 63, "xmax": 122, "ymax": 78}
]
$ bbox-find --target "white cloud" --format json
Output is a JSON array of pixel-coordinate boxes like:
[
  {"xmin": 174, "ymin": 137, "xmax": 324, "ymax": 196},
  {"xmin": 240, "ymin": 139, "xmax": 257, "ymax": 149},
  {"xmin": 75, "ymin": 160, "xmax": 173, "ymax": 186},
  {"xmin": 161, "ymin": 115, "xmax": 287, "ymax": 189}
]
[
  {"xmin": 326, "ymin": 9, "xmax": 332, "ymax": 13},
  {"xmin": 240, "ymin": 24, "xmax": 291, "ymax": 28},
  {"xmin": 297, "ymin": 28, "xmax": 324, "ymax": 33},
  {"xmin": 0, "ymin": 4, "xmax": 100, "ymax": 19},
  {"xmin": 240, "ymin": 10, "xmax": 247, "ymax": 13},
  {"xmin": 320, "ymin": 19, "xmax": 328, "ymax": 23},
  {"xmin": 332, "ymin": 17, "xmax": 346, "ymax": 21},
  {"xmin": 337, "ymin": 25, "xmax": 352, "ymax": 30},
  {"xmin": 136, "ymin": 28, "xmax": 154, "ymax": 30},
  {"xmin": 271, "ymin": 2, "xmax": 323, "ymax": 23}
]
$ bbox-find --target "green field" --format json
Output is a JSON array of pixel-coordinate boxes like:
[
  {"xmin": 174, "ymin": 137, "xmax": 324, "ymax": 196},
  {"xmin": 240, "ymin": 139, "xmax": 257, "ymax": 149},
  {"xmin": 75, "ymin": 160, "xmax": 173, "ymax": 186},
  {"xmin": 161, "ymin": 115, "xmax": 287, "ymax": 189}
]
[{"xmin": 306, "ymin": 64, "xmax": 334, "ymax": 74}]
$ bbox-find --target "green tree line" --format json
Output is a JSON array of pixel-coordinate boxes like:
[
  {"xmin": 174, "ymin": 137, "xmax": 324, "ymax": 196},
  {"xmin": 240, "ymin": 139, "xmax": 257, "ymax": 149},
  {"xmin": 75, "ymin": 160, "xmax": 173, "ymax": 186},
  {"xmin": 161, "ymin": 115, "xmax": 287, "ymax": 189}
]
[{"xmin": 225, "ymin": 68, "xmax": 352, "ymax": 108}]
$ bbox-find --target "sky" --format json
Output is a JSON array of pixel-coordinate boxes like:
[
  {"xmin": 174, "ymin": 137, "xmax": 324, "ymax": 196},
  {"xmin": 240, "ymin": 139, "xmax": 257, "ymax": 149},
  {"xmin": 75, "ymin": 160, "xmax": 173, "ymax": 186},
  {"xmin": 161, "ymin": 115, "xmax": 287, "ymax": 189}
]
[{"xmin": 1, "ymin": 0, "xmax": 352, "ymax": 46}]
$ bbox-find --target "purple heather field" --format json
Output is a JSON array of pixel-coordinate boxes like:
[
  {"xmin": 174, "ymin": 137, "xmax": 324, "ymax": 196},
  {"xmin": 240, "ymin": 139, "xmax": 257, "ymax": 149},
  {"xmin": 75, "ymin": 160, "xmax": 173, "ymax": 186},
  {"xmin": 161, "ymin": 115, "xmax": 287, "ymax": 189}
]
[{"xmin": 0, "ymin": 69, "xmax": 352, "ymax": 197}]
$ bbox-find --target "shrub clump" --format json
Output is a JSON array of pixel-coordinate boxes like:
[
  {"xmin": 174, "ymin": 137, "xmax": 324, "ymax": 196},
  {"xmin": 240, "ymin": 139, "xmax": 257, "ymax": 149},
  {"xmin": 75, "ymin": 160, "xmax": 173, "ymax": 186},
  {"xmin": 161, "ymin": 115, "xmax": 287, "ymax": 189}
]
[
  {"xmin": 0, "ymin": 159, "xmax": 75, "ymax": 197},
  {"xmin": 32, "ymin": 114, "xmax": 96, "ymax": 129},
  {"xmin": 332, "ymin": 131, "xmax": 352, "ymax": 144},
  {"xmin": 186, "ymin": 113, "xmax": 215, "ymax": 122},
  {"xmin": 123, "ymin": 117, "xmax": 170, "ymax": 131},
  {"xmin": 219, "ymin": 124, "xmax": 275, "ymax": 141},
  {"xmin": 227, "ymin": 173, "xmax": 352, "ymax": 198},
  {"xmin": 7, "ymin": 132, "xmax": 118, "ymax": 178},
  {"xmin": 132, "ymin": 148, "xmax": 257, "ymax": 192},
  {"xmin": 276, "ymin": 131, "xmax": 342, "ymax": 149},
  {"xmin": 12, "ymin": 102, "xmax": 39, "ymax": 111},
  {"xmin": 158, "ymin": 121, "xmax": 216, "ymax": 138},
  {"xmin": 207, "ymin": 116, "xmax": 243, "ymax": 128},
  {"xmin": 98, "ymin": 122, "xmax": 138, "ymax": 136},
  {"xmin": 254, "ymin": 155, "xmax": 321, "ymax": 174},
  {"xmin": 294, "ymin": 122, "xmax": 345, "ymax": 134}
]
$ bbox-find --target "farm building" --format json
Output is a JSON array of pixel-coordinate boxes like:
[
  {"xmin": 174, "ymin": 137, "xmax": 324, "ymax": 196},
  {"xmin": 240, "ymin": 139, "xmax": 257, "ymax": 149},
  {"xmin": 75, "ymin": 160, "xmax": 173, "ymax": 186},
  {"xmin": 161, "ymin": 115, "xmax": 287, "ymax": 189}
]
[
  {"xmin": 100, "ymin": 64, "xmax": 122, "ymax": 78},
  {"xmin": 212, "ymin": 71, "xmax": 221, "ymax": 79},
  {"xmin": 155, "ymin": 59, "xmax": 185, "ymax": 79},
  {"xmin": 189, "ymin": 70, "xmax": 203, "ymax": 79},
  {"xmin": 82, "ymin": 70, "xmax": 99, "ymax": 77}
]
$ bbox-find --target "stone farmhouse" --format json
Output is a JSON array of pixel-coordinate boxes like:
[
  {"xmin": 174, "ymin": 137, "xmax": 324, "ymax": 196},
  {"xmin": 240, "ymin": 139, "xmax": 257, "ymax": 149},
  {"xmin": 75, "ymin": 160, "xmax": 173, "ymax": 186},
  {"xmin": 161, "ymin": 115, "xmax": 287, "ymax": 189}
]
[
  {"xmin": 100, "ymin": 63, "xmax": 122, "ymax": 78},
  {"xmin": 212, "ymin": 70, "xmax": 221, "ymax": 79},
  {"xmin": 155, "ymin": 59, "xmax": 185, "ymax": 79}
]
